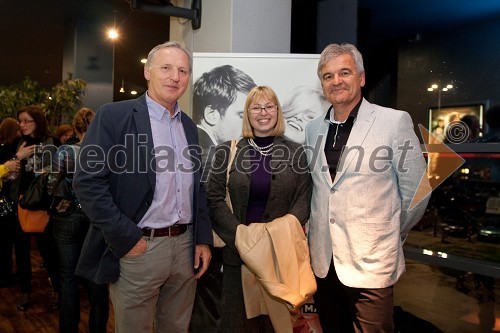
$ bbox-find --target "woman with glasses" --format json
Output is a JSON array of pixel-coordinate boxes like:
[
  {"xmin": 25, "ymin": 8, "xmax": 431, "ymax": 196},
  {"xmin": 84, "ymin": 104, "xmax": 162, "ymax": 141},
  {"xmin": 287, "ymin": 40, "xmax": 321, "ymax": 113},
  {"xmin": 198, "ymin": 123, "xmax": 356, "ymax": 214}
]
[
  {"xmin": 12, "ymin": 105, "xmax": 59, "ymax": 311},
  {"xmin": 207, "ymin": 86, "xmax": 312, "ymax": 332}
]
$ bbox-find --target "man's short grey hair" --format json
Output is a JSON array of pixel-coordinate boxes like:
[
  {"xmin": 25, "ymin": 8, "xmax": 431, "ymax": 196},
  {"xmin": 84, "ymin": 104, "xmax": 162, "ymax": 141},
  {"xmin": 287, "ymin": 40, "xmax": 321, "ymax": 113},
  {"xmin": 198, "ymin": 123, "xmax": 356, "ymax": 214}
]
[
  {"xmin": 317, "ymin": 43, "xmax": 364, "ymax": 78},
  {"xmin": 145, "ymin": 41, "xmax": 193, "ymax": 73}
]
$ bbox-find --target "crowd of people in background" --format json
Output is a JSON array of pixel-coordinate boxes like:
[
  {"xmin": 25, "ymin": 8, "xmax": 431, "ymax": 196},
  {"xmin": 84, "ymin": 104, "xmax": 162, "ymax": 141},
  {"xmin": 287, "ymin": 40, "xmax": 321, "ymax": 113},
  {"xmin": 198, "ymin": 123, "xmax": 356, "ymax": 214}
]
[
  {"xmin": 1, "ymin": 40, "xmax": 499, "ymax": 333},
  {"xmin": 0, "ymin": 106, "xmax": 110, "ymax": 332}
]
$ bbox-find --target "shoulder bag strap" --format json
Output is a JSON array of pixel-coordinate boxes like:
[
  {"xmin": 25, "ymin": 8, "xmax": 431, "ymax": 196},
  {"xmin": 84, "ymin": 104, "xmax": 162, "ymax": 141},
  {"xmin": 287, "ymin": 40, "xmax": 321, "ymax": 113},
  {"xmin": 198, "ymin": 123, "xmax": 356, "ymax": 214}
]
[
  {"xmin": 213, "ymin": 139, "xmax": 238, "ymax": 248},
  {"xmin": 225, "ymin": 139, "xmax": 237, "ymax": 213},
  {"xmin": 226, "ymin": 139, "xmax": 237, "ymax": 189}
]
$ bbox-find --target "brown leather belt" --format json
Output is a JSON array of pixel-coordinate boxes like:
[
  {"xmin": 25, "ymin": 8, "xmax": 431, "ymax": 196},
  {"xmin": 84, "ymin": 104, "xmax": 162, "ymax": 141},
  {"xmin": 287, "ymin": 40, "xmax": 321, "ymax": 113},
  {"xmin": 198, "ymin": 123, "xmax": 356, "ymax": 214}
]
[{"xmin": 142, "ymin": 224, "xmax": 188, "ymax": 237}]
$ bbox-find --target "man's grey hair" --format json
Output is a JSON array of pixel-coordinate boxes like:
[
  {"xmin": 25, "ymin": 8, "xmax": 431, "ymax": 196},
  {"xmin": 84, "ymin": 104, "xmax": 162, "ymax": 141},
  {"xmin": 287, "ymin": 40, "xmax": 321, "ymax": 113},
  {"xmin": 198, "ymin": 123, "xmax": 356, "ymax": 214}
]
[
  {"xmin": 145, "ymin": 41, "xmax": 193, "ymax": 73},
  {"xmin": 317, "ymin": 43, "xmax": 364, "ymax": 78}
]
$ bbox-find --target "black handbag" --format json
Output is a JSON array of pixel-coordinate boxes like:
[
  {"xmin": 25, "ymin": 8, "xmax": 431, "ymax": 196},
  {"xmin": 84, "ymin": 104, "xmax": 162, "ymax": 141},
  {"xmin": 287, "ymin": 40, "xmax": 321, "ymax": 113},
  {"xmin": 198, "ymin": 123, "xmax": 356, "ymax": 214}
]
[
  {"xmin": 189, "ymin": 250, "xmax": 223, "ymax": 333},
  {"xmin": 19, "ymin": 172, "xmax": 52, "ymax": 211}
]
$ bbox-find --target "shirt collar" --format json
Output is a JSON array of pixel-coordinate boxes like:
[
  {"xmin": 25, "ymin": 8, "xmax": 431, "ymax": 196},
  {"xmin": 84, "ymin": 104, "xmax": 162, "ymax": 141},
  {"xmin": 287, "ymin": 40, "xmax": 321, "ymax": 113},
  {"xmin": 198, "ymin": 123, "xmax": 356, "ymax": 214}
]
[
  {"xmin": 324, "ymin": 98, "xmax": 362, "ymax": 124},
  {"xmin": 145, "ymin": 92, "xmax": 182, "ymax": 122}
]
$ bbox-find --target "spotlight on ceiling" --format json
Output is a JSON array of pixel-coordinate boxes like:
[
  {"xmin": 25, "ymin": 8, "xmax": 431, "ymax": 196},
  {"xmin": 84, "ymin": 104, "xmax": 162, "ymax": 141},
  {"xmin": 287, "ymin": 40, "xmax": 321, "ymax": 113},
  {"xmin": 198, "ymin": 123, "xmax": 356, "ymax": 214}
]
[{"xmin": 129, "ymin": 0, "xmax": 202, "ymax": 30}]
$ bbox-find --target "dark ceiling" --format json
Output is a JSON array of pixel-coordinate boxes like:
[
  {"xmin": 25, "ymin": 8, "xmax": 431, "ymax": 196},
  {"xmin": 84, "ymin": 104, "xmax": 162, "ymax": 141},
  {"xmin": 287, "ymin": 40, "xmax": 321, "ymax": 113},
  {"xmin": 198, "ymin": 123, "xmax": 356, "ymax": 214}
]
[
  {"xmin": 358, "ymin": 0, "xmax": 500, "ymax": 47},
  {"xmin": 1, "ymin": 0, "xmax": 500, "ymax": 93},
  {"xmin": 0, "ymin": 0, "xmax": 170, "ymax": 97}
]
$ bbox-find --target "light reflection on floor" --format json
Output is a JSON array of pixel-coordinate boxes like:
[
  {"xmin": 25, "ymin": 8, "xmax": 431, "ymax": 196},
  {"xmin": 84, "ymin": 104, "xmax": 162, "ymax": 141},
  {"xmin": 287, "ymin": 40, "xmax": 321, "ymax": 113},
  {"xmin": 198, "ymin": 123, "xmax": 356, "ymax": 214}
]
[{"xmin": 395, "ymin": 259, "xmax": 500, "ymax": 333}]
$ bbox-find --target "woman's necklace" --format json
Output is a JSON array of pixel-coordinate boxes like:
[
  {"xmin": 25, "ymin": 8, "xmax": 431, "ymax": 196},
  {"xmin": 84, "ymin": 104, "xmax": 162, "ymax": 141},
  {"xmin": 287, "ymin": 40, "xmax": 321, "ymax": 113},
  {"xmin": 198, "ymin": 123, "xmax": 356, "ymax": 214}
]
[{"xmin": 248, "ymin": 138, "xmax": 274, "ymax": 156}]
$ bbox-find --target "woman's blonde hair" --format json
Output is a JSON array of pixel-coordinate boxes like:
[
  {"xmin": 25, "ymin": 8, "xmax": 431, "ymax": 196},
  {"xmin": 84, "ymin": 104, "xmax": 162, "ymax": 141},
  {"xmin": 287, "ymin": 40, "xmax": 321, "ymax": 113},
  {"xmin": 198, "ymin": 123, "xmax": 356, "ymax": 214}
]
[{"xmin": 242, "ymin": 86, "xmax": 285, "ymax": 138}]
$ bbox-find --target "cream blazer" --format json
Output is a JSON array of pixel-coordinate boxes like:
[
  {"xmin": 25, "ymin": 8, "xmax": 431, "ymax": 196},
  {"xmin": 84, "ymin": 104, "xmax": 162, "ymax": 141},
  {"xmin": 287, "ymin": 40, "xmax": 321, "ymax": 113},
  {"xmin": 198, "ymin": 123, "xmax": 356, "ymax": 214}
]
[
  {"xmin": 235, "ymin": 214, "xmax": 317, "ymax": 333},
  {"xmin": 305, "ymin": 98, "xmax": 431, "ymax": 287}
]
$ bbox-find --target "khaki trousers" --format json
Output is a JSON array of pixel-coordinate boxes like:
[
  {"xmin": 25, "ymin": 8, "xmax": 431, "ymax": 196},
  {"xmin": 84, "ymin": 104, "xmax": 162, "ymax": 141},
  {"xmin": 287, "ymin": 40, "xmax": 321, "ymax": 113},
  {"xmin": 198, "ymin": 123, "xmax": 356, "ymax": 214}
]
[{"xmin": 110, "ymin": 227, "xmax": 196, "ymax": 333}]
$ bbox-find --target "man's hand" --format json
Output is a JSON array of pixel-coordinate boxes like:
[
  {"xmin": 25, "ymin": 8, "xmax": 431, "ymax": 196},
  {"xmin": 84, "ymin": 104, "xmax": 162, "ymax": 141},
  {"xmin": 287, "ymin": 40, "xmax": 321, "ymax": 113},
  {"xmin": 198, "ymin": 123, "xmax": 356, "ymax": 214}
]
[
  {"xmin": 194, "ymin": 244, "xmax": 211, "ymax": 279},
  {"xmin": 124, "ymin": 237, "xmax": 147, "ymax": 257}
]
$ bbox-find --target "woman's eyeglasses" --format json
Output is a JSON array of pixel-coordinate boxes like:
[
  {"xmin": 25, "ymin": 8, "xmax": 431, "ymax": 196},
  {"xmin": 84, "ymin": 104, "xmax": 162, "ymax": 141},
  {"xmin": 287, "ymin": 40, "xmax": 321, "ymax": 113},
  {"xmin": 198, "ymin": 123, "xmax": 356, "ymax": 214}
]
[{"xmin": 248, "ymin": 104, "xmax": 277, "ymax": 114}]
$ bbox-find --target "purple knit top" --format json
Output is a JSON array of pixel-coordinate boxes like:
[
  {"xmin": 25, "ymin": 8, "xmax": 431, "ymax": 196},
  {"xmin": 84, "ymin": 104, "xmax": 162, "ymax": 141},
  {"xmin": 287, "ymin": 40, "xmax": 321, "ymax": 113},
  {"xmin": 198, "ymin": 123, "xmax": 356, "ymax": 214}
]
[{"xmin": 245, "ymin": 136, "xmax": 274, "ymax": 224}]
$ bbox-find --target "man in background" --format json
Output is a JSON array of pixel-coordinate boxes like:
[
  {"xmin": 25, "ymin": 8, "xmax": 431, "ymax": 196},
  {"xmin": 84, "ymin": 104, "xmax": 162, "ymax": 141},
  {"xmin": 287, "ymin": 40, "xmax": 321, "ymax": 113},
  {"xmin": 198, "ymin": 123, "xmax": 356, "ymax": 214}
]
[
  {"xmin": 190, "ymin": 64, "xmax": 256, "ymax": 333},
  {"xmin": 192, "ymin": 64, "xmax": 256, "ymax": 174},
  {"xmin": 482, "ymin": 104, "xmax": 500, "ymax": 142}
]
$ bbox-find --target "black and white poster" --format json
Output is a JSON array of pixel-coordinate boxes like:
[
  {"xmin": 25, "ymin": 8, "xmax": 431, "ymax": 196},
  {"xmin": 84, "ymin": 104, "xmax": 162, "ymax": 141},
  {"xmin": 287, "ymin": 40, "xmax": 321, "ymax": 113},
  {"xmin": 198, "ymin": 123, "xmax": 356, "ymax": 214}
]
[{"xmin": 192, "ymin": 52, "xmax": 326, "ymax": 155}]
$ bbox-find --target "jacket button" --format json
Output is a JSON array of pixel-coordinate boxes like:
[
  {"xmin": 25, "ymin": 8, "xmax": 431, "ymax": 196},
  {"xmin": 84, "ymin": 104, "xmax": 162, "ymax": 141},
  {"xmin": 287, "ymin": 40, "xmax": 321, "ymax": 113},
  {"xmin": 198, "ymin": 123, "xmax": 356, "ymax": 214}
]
[{"xmin": 329, "ymin": 218, "xmax": 335, "ymax": 224}]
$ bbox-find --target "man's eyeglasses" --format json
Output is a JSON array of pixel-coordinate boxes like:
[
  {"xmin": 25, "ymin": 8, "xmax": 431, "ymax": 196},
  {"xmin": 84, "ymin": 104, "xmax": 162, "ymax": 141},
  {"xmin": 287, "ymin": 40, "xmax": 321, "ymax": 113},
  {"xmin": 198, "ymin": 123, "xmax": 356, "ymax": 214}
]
[
  {"xmin": 249, "ymin": 104, "xmax": 277, "ymax": 114},
  {"xmin": 19, "ymin": 119, "xmax": 35, "ymax": 124}
]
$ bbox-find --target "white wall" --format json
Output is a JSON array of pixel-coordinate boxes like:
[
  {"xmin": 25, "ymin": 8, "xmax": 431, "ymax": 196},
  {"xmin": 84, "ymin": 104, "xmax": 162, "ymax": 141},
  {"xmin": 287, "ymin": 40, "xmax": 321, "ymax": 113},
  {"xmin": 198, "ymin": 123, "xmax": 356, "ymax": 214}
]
[{"xmin": 171, "ymin": 0, "xmax": 292, "ymax": 114}]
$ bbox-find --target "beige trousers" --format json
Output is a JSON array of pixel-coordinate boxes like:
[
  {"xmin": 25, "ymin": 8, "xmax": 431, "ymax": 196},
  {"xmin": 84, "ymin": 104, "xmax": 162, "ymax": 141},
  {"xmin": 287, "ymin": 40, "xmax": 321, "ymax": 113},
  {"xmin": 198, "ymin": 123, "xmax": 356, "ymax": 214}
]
[{"xmin": 110, "ymin": 227, "xmax": 196, "ymax": 333}]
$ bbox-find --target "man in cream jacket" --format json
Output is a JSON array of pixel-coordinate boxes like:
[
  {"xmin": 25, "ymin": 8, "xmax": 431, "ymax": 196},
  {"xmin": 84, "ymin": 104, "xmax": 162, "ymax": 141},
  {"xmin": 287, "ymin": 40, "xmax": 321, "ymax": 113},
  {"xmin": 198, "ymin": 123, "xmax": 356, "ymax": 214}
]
[{"xmin": 305, "ymin": 43, "xmax": 431, "ymax": 333}]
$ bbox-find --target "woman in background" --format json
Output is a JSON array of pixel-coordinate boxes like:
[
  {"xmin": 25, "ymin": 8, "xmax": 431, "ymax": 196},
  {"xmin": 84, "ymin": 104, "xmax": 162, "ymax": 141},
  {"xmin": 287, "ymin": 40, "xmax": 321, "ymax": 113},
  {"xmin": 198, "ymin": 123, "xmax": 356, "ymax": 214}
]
[
  {"xmin": 48, "ymin": 107, "xmax": 109, "ymax": 333},
  {"xmin": 0, "ymin": 117, "xmax": 23, "ymax": 287},
  {"xmin": 282, "ymin": 86, "xmax": 328, "ymax": 145},
  {"xmin": 13, "ymin": 105, "xmax": 59, "ymax": 311},
  {"xmin": 55, "ymin": 123, "xmax": 75, "ymax": 145}
]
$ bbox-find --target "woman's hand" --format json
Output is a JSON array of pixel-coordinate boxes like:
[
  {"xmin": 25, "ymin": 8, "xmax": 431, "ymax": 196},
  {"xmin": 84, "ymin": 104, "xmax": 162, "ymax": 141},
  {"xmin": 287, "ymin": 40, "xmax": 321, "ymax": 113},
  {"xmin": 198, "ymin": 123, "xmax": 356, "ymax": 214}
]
[
  {"xmin": 15, "ymin": 142, "xmax": 35, "ymax": 160},
  {"xmin": 4, "ymin": 159, "xmax": 20, "ymax": 173}
]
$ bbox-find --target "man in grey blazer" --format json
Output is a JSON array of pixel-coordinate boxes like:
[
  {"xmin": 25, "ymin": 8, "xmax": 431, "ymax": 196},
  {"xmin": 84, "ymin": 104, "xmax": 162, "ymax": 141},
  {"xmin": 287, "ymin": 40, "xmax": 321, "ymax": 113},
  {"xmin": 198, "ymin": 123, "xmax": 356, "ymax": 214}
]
[
  {"xmin": 74, "ymin": 41, "xmax": 212, "ymax": 332},
  {"xmin": 305, "ymin": 43, "xmax": 430, "ymax": 333}
]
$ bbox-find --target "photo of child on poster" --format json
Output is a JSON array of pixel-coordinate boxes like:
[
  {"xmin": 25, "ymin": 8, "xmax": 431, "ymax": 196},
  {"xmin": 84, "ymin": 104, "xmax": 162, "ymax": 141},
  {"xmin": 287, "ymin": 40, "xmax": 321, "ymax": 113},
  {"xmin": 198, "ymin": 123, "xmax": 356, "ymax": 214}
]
[{"xmin": 192, "ymin": 53, "xmax": 326, "ymax": 154}]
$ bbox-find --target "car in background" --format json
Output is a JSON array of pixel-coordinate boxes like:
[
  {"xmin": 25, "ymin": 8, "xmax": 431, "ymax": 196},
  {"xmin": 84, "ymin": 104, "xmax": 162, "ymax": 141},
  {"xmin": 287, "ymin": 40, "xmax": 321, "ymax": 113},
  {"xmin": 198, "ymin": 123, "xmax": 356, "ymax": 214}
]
[
  {"xmin": 477, "ymin": 215, "xmax": 500, "ymax": 243},
  {"xmin": 442, "ymin": 212, "xmax": 475, "ymax": 238},
  {"xmin": 486, "ymin": 196, "xmax": 500, "ymax": 215},
  {"xmin": 413, "ymin": 208, "xmax": 437, "ymax": 231}
]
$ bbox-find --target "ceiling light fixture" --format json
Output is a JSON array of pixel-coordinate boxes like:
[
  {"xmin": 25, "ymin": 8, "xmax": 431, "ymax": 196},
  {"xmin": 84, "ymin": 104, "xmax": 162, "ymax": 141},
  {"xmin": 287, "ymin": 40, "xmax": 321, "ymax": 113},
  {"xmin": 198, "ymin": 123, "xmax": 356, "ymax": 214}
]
[
  {"xmin": 427, "ymin": 83, "xmax": 454, "ymax": 110},
  {"xmin": 130, "ymin": 0, "xmax": 202, "ymax": 30},
  {"xmin": 119, "ymin": 78, "xmax": 125, "ymax": 93}
]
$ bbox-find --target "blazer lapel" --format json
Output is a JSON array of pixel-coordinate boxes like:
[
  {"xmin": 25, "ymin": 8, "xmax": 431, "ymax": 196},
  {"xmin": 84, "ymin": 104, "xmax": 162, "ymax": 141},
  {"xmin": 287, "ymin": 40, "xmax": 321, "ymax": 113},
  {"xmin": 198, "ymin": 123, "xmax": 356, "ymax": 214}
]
[
  {"xmin": 312, "ymin": 118, "xmax": 333, "ymax": 187},
  {"xmin": 133, "ymin": 95, "xmax": 155, "ymax": 189},
  {"xmin": 270, "ymin": 137, "xmax": 287, "ymax": 172},
  {"xmin": 181, "ymin": 112, "xmax": 202, "ymax": 190},
  {"xmin": 181, "ymin": 112, "xmax": 197, "ymax": 146},
  {"xmin": 238, "ymin": 139, "xmax": 252, "ymax": 181},
  {"xmin": 333, "ymin": 99, "xmax": 375, "ymax": 187}
]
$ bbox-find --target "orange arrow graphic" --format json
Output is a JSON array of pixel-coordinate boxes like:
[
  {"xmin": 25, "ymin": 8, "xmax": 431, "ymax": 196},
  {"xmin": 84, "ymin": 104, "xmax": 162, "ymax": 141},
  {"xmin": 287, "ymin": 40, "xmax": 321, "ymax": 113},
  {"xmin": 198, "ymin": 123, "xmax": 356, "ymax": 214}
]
[{"xmin": 410, "ymin": 124, "xmax": 465, "ymax": 209}]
